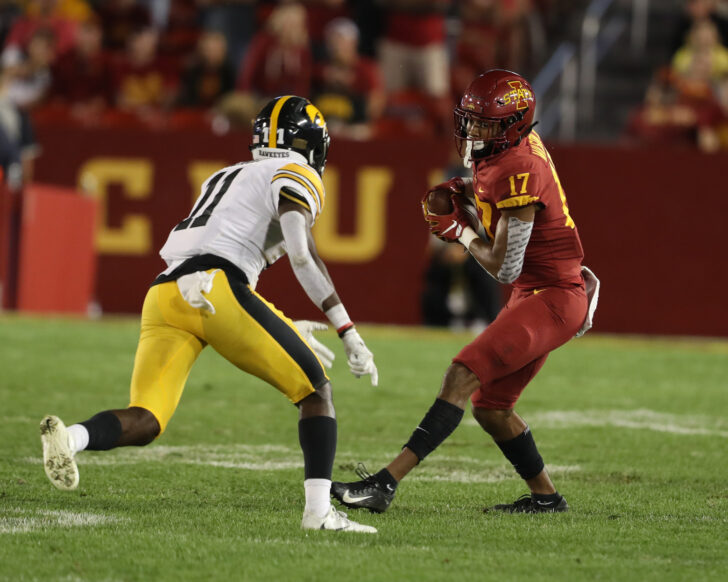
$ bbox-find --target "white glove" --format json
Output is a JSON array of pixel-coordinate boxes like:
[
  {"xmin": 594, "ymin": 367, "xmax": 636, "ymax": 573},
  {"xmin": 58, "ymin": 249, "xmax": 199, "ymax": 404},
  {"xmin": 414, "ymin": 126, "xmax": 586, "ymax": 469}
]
[
  {"xmin": 293, "ymin": 320, "xmax": 335, "ymax": 368},
  {"xmin": 341, "ymin": 329, "xmax": 378, "ymax": 386},
  {"xmin": 176, "ymin": 270, "xmax": 220, "ymax": 314},
  {"xmin": 575, "ymin": 266, "xmax": 600, "ymax": 338}
]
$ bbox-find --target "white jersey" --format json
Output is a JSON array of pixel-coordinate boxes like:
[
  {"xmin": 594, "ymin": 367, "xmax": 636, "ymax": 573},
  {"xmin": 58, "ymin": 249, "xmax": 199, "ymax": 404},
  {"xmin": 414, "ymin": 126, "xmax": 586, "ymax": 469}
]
[{"xmin": 159, "ymin": 149, "xmax": 325, "ymax": 289}]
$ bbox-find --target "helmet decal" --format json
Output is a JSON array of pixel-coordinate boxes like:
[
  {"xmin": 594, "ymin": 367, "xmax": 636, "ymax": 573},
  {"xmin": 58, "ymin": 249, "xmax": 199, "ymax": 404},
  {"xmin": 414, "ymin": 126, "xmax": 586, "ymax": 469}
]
[
  {"xmin": 305, "ymin": 103, "xmax": 326, "ymax": 127},
  {"xmin": 504, "ymin": 81, "xmax": 533, "ymax": 110},
  {"xmin": 268, "ymin": 95, "xmax": 293, "ymax": 149}
]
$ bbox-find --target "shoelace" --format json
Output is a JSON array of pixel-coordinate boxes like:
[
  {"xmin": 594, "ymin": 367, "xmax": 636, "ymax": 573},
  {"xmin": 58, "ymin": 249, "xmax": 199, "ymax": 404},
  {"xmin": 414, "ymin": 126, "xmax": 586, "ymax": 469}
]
[{"xmin": 354, "ymin": 462, "xmax": 377, "ymax": 484}]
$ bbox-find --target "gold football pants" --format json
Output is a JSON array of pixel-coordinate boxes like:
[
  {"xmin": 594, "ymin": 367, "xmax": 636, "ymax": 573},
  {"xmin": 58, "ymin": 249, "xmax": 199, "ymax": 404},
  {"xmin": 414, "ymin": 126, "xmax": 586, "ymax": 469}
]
[{"xmin": 129, "ymin": 269, "xmax": 328, "ymax": 433}]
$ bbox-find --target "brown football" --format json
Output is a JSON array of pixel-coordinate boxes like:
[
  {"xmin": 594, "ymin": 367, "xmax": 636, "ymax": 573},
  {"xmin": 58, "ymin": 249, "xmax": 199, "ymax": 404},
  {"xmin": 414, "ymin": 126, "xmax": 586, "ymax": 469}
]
[
  {"xmin": 424, "ymin": 188, "xmax": 480, "ymax": 232},
  {"xmin": 425, "ymin": 188, "xmax": 454, "ymax": 215}
]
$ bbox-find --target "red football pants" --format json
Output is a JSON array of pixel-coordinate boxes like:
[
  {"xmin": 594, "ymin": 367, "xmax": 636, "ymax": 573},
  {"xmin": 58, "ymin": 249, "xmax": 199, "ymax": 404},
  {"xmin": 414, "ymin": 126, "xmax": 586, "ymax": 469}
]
[{"xmin": 453, "ymin": 284, "xmax": 587, "ymax": 410}]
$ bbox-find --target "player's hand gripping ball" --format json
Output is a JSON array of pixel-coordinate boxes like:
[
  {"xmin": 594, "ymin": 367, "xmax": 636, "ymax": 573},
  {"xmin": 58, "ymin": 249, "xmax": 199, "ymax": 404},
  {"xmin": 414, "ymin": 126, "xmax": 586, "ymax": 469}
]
[{"xmin": 422, "ymin": 184, "xmax": 478, "ymax": 243}]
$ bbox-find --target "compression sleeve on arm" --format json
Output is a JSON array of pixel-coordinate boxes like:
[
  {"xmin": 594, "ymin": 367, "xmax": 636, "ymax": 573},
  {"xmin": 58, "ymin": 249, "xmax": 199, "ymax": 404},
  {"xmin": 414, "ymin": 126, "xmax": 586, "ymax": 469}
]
[
  {"xmin": 497, "ymin": 217, "xmax": 534, "ymax": 284},
  {"xmin": 280, "ymin": 210, "xmax": 334, "ymax": 308}
]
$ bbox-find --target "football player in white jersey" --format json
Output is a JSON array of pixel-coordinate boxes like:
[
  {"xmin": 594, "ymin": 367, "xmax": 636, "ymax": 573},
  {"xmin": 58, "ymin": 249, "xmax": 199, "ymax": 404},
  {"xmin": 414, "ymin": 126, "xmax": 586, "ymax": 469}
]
[{"xmin": 39, "ymin": 95, "xmax": 378, "ymax": 533}]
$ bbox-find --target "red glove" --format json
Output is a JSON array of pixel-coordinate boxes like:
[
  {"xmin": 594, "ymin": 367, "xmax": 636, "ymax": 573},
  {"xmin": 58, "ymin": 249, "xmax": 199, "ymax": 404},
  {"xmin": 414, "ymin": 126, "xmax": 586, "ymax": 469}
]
[
  {"xmin": 428, "ymin": 176, "xmax": 465, "ymax": 196},
  {"xmin": 424, "ymin": 193, "xmax": 475, "ymax": 243},
  {"xmin": 421, "ymin": 177, "xmax": 467, "ymax": 216}
]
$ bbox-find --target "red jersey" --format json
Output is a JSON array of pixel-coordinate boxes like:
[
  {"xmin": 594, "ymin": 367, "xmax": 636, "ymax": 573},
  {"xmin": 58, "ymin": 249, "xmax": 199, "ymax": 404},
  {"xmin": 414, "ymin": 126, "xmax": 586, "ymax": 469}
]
[
  {"xmin": 472, "ymin": 131, "xmax": 584, "ymax": 288},
  {"xmin": 237, "ymin": 32, "xmax": 312, "ymax": 98}
]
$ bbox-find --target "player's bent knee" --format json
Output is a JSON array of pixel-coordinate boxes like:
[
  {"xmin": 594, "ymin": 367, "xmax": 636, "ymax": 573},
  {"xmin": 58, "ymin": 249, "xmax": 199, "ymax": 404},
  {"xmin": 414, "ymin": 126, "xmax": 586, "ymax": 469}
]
[
  {"xmin": 438, "ymin": 363, "xmax": 481, "ymax": 406},
  {"xmin": 297, "ymin": 382, "xmax": 334, "ymax": 418},
  {"xmin": 119, "ymin": 406, "xmax": 161, "ymax": 446},
  {"xmin": 471, "ymin": 407, "xmax": 513, "ymax": 434}
]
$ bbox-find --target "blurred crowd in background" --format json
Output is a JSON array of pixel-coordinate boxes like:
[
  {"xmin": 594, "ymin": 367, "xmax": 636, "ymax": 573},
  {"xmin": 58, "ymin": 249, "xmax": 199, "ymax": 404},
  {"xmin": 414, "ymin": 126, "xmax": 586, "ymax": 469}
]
[
  {"xmin": 2, "ymin": 0, "xmax": 728, "ymax": 329},
  {"xmin": 627, "ymin": 0, "xmax": 728, "ymax": 153},
  {"xmin": 0, "ymin": 1, "xmax": 727, "ymax": 181},
  {"xmin": 0, "ymin": 0, "xmax": 575, "ymax": 183}
]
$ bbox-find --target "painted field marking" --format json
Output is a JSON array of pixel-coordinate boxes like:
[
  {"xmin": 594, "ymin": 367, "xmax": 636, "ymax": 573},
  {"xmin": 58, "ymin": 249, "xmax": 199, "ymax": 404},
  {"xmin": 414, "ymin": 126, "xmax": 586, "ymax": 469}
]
[
  {"xmin": 25, "ymin": 443, "xmax": 304, "ymax": 471},
  {"xmin": 463, "ymin": 408, "xmax": 728, "ymax": 437},
  {"xmin": 410, "ymin": 464, "xmax": 581, "ymax": 484},
  {"xmin": 23, "ymin": 407, "xmax": 722, "ymax": 479},
  {"xmin": 0, "ymin": 508, "xmax": 124, "ymax": 535},
  {"xmin": 0, "ymin": 416, "xmax": 36, "ymax": 424},
  {"xmin": 246, "ymin": 537, "xmax": 432, "ymax": 552}
]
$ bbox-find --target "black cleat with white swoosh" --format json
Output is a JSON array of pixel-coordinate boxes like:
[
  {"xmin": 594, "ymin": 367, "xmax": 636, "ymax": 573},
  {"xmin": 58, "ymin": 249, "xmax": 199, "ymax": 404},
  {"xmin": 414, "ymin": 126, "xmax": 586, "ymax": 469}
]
[
  {"xmin": 485, "ymin": 493, "xmax": 569, "ymax": 514},
  {"xmin": 331, "ymin": 463, "xmax": 395, "ymax": 513}
]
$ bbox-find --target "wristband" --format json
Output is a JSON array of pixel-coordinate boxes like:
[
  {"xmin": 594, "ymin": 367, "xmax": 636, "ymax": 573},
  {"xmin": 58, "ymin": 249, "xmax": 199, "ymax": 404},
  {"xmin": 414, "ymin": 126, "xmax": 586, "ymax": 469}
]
[
  {"xmin": 337, "ymin": 323, "xmax": 355, "ymax": 338},
  {"xmin": 325, "ymin": 303, "xmax": 351, "ymax": 330},
  {"xmin": 458, "ymin": 226, "xmax": 479, "ymax": 250}
]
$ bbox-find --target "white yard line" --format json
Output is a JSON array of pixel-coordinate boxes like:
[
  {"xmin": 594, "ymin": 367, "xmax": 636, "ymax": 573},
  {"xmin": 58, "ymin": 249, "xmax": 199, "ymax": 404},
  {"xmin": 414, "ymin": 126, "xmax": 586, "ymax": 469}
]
[
  {"xmin": 25, "ymin": 442, "xmax": 303, "ymax": 470},
  {"xmin": 410, "ymin": 464, "xmax": 581, "ymax": 484},
  {"xmin": 0, "ymin": 508, "xmax": 124, "ymax": 534},
  {"xmin": 464, "ymin": 408, "xmax": 728, "ymax": 437},
  {"xmin": 21, "ymin": 408, "xmax": 725, "ymax": 482},
  {"xmin": 183, "ymin": 460, "xmax": 302, "ymax": 470},
  {"xmin": 0, "ymin": 416, "xmax": 36, "ymax": 424}
]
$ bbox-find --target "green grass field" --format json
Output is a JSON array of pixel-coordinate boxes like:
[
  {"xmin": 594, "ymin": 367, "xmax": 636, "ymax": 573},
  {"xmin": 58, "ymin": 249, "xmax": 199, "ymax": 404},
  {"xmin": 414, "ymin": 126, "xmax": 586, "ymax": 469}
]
[{"xmin": 1, "ymin": 315, "xmax": 726, "ymax": 582}]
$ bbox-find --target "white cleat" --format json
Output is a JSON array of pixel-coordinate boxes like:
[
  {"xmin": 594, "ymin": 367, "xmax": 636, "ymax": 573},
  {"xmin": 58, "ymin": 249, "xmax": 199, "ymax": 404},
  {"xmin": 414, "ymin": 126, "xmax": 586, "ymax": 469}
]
[
  {"xmin": 301, "ymin": 504, "xmax": 377, "ymax": 533},
  {"xmin": 40, "ymin": 415, "xmax": 79, "ymax": 491}
]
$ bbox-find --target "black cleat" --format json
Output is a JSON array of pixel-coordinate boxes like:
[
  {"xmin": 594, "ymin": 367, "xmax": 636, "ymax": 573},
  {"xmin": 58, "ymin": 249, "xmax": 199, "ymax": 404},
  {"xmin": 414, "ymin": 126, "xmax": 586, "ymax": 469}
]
[
  {"xmin": 331, "ymin": 463, "xmax": 396, "ymax": 513},
  {"xmin": 486, "ymin": 493, "xmax": 569, "ymax": 514}
]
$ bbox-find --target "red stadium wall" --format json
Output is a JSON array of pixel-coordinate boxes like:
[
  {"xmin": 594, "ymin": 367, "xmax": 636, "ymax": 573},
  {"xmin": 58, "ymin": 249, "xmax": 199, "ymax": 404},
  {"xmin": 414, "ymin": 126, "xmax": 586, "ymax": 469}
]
[{"xmin": 32, "ymin": 122, "xmax": 728, "ymax": 337}]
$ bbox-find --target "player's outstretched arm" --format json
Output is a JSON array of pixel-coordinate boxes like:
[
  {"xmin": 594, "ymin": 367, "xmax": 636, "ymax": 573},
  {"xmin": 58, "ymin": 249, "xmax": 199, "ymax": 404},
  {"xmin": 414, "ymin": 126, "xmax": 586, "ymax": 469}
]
[{"xmin": 279, "ymin": 201, "xmax": 378, "ymax": 386}]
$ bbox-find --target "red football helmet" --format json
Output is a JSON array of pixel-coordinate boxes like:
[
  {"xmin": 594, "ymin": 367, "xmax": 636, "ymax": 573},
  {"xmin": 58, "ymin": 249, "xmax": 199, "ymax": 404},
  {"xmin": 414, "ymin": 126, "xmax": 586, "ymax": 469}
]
[{"xmin": 454, "ymin": 69, "xmax": 536, "ymax": 163}]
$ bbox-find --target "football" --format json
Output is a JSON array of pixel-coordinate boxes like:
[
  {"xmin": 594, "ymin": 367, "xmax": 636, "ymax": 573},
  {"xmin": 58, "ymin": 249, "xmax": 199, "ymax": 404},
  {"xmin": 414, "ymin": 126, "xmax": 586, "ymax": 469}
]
[
  {"xmin": 425, "ymin": 187, "xmax": 454, "ymax": 215},
  {"xmin": 424, "ymin": 188, "xmax": 479, "ymax": 231}
]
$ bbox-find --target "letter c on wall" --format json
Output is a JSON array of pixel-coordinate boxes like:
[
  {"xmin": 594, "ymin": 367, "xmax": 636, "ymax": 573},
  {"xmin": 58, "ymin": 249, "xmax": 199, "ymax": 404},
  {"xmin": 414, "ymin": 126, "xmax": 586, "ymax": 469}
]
[{"xmin": 78, "ymin": 158, "xmax": 153, "ymax": 255}]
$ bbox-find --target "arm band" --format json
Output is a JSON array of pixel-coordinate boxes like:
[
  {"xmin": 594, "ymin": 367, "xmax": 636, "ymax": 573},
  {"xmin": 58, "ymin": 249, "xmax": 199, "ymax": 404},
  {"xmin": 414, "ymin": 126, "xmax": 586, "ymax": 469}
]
[
  {"xmin": 280, "ymin": 210, "xmax": 334, "ymax": 308},
  {"xmin": 324, "ymin": 303, "xmax": 352, "ymax": 331},
  {"xmin": 497, "ymin": 216, "xmax": 533, "ymax": 284},
  {"xmin": 458, "ymin": 226, "xmax": 479, "ymax": 250}
]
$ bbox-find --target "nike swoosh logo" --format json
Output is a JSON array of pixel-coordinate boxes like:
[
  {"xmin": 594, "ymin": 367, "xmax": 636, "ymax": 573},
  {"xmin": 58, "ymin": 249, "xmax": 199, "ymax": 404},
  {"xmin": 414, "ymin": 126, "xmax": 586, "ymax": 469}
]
[
  {"xmin": 342, "ymin": 491, "xmax": 373, "ymax": 504},
  {"xmin": 440, "ymin": 220, "xmax": 459, "ymax": 235},
  {"xmin": 535, "ymin": 500, "xmax": 553, "ymax": 506}
]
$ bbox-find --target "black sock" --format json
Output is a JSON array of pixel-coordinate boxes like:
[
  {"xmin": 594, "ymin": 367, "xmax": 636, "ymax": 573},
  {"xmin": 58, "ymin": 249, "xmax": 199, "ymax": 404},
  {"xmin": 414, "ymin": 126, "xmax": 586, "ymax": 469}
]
[
  {"xmin": 298, "ymin": 416, "xmax": 337, "ymax": 480},
  {"xmin": 80, "ymin": 411, "xmax": 122, "ymax": 450},
  {"xmin": 375, "ymin": 468, "xmax": 398, "ymax": 492}
]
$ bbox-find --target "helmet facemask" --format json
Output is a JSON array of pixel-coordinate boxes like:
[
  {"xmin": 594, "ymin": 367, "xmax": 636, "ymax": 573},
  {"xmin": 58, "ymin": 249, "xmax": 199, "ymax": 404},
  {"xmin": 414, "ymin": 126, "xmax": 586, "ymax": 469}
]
[
  {"xmin": 454, "ymin": 106, "xmax": 531, "ymax": 166},
  {"xmin": 307, "ymin": 131, "xmax": 330, "ymax": 175}
]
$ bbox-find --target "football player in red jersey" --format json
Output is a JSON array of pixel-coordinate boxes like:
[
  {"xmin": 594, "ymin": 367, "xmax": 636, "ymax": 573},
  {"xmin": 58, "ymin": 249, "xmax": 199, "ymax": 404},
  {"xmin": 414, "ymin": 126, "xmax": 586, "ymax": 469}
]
[{"xmin": 332, "ymin": 69, "xmax": 600, "ymax": 514}]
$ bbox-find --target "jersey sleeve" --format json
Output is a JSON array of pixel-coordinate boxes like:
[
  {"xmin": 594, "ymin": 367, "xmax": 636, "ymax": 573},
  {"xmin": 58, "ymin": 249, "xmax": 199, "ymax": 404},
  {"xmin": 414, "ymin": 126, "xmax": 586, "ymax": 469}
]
[
  {"xmin": 271, "ymin": 162, "xmax": 326, "ymax": 221},
  {"xmin": 484, "ymin": 158, "xmax": 544, "ymax": 211}
]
